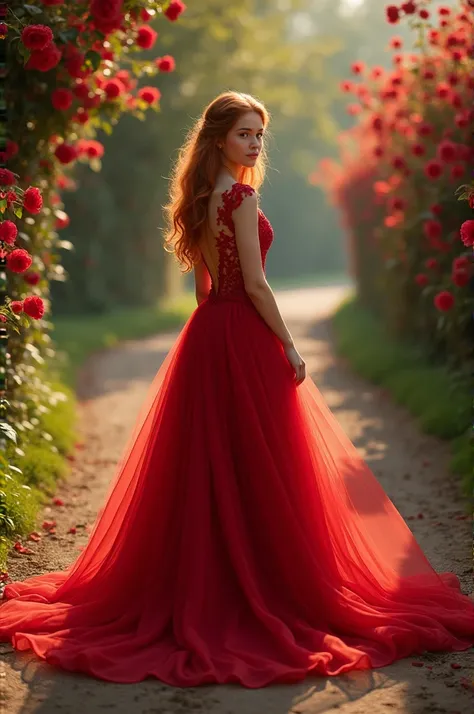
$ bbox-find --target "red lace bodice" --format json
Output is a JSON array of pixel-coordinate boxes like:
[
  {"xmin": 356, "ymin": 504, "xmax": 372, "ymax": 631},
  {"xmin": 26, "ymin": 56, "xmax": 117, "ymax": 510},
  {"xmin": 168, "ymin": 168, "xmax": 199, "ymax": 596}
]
[{"xmin": 205, "ymin": 182, "xmax": 274, "ymax": 301}]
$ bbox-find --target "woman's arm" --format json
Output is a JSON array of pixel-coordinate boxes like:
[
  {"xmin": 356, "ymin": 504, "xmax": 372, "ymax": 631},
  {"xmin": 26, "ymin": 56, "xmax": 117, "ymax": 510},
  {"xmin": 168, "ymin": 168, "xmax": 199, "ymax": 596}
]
[{"xmin": 232, "ymin": 192, "xmax": 294, "ymax": 348}]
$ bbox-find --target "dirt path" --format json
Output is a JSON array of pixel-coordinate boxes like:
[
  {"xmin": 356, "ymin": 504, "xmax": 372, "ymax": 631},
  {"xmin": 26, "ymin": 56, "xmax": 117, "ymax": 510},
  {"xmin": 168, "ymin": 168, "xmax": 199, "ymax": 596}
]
[{"xmin": 1, "ymin": 284, "xmax": 472, "ymax": 714}]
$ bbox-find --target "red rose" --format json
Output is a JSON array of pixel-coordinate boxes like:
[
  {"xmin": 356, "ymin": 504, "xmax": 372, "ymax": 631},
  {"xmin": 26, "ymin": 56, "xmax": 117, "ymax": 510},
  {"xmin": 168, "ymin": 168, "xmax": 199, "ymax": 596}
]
[
  {"xmin": 156, "ymin": 55, "xmax": 175, "ymax": 72},
  {"xmin": 452, "ymin": 269, "xmax": 469, "ymax": 287},
  {"xmin": 83, "ymin": 93, "xmax": 101, "ymax": 109},
  {"xmin": 450, "ymin": 164, "xmax": 465, "ymax": 180},
  {"xmin": 371, "ymin": 116, "xmax": 384, "ymax": 132},
  {"xmin": 0, "ymin": 23, "xmax": 7, "ymax": 38},
  {"xmin": 411, "ymin": 143, "xmax": 425, "ymax": 156},
  {"xmin": 401, "ymin": 1, "xmax": 417, "ymax": 13},
  {"xmin": 389, "ymin": 36, "xmax": 403, "ymax": 49},
  {"xmin": 51, "ymin": 87, "xmax": 74, "ymax": 110},
  {"xmin": 64, "ymin": 53, "xmax": 90, "ymax": 79},
  {"xmin": 460, "ymin": 220, "xmax": 474, "ymax": 248},
  {"xmin": 73, "ymin": 109, "xmax": 90, "ymax": 124},
  {"xmin": 164, "ymin": 0, "xmax": 186, "ymax": 21},
  {"xmin": 430, "ymin": 204, "xmax": 442, "ymax": 216},
  {"xmin": 415, "ymin": 273, "xmax": 428, "ymax": 286},
  {"xmin": 435, "ymin": 81, "xmax": 450, "ymax": 99},
  {"xmin": 6, "ymin": 140, "xmax": 18, "ymax": 158},
  {"xmin": 21, "ymin": 24, "xmax": 54, "ymax": 51},
  {"xmin": 437, "ymin": 140, "xmax": 457, "ymax": 163},
  {"xmin": 453, "ymin": 257, "xmax": 470, "ymax": 271},
  {"xmin": 54, "ymin": 143, "xmax": 77, "ymax": 164},
  {"xmin": 115, "ymin": 69, "xmax": 134, "ymax": 90},
  {"xmin": 91, "ymin": 0, "xmax": 123, "ymax": 21},
  {"xmin": 103, "ymin": 78, "xmax": 125, "ymax": 99},
  {"xmin": 141, "ymin": 8, "xmax": 152, "ymax": 21},
  {"xmin": 24, "ymin": 271, "xmax": 41, "ymax": 286},
  {"xmin": 73, "ymin": 82, "xmax": 90, "ymax": 99},
  {"xmin": 434, "ymin": 291, "xmax": 454, "ymax": 311},
  {"xmin": 23, "ymin": 187, "xmax": 43, "ymax": 214},
  {"xmin": 136, "ymin": 25, "xmax": 158, "ymax": 49},
  {"xmin": 6, "ymin": 248, "xmax": 33, "ymax": 274},
  {"xmin": 417, "ymin": 122, "xmax": 433, "ymax": 136},
  {"xmin": 386, "ymin": 5, "xmax": 400, "ymax": 23},
  {"xmin": 351, "ymin": 61, "xmax": 365, "ymax": 74},
  {"xmin": 389, "ymin": 197, "xmax": 406, "ymax": 211},
  {"xmin": 419, "ymin": 9, "xmax": 429, "ymax": 19},
  {"xmin": 10, "ymin": 301, "xmax": 24, "ymax": 314},
  {"xmin": 424, "ymin": 160, "xmax": 443, "ymax": 180},
  {"xmin": 91, "ymin": 0, "xmax": 123, "ymax": 34},
  {"xmin": 137, "ymin": 86, "xmax": 161, "ymax": 105},
  {"xmin": 26, "ymin": 43, "xmax": 62, "ymax": 72},
  {"xmin": 0, "ymin": 169, "xmax": 16, "ymax": 186},
  {"xmin": 76, "ymin": 139, "xmax": 104, "ymax": 158},
  {"xmin": 391, "ymin": 155, "xmax": 407, "ymax": 170},
  {"xmin": 0, "ymin": 220, "xmax": 18, "ymax": 245},
  {"xmin": 423, "ymin": 220, "xmax": 442, "ymax": 240},
  {"xmin": 425, "ymin": 257, "xmax": 439, "ymax": 270},
  {"xmin": 23, "ymin": 296, "xmax": 45, "ymax": 320}
]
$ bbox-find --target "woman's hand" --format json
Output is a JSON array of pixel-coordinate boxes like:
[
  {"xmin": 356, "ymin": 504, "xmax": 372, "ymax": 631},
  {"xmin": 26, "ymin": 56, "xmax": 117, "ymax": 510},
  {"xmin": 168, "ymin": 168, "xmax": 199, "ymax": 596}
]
[{"xmin": 283, "ymin": 343, "xmax": 306, "ymax": 386}]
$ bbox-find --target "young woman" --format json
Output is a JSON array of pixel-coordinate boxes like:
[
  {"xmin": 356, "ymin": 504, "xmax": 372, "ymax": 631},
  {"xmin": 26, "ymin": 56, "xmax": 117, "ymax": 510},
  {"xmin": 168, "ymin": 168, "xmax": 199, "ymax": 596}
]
[{"xmin": 0, "ymin": 91, "xmax": 473, "ymax": 687}]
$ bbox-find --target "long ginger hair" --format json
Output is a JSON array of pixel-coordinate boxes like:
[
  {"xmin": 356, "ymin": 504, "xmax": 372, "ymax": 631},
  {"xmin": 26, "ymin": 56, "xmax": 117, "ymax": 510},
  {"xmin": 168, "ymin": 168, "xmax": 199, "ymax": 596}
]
[{"xmin": 162, "ymin": 91, "xmax": 271, "ymax": 273}]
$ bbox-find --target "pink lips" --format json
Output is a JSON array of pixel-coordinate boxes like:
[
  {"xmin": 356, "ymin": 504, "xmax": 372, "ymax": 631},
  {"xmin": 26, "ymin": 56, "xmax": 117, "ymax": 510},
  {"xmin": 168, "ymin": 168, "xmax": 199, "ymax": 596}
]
[{"xmin": 248, "ymin": 154, "xmax": 259, "ymax": 158}]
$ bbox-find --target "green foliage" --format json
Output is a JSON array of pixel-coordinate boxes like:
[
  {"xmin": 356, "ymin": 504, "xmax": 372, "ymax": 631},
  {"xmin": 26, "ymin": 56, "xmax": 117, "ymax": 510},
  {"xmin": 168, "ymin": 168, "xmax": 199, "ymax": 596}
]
[
  {"xmin": 332, "ymin": 294, "xmax": 473, "ymax": 499},
  {"xmin": 0, "ymin": 376, "xmax": 78, "ymax": 570}
]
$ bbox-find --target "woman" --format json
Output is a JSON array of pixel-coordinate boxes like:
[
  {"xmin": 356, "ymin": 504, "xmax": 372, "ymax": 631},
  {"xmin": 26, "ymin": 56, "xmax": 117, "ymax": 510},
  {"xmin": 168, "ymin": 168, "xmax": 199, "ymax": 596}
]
[{"xmin": 0, "ymin": 91, "xmax": 473, "ymax": 687}]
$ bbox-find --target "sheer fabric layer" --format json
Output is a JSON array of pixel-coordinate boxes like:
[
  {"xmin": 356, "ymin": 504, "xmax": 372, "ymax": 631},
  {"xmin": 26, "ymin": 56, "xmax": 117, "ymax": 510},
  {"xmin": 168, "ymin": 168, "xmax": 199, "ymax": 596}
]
[{"xmin": 1, "ymin": 183, "xmax": 473, "ymax": 686}]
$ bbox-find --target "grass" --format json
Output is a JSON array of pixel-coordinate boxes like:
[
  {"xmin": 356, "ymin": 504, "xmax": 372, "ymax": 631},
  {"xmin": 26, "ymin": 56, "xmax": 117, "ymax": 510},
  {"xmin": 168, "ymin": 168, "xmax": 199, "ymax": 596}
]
[{"xmin": 331, "ymin": 292, "xmax": 472, "ymax": 499}]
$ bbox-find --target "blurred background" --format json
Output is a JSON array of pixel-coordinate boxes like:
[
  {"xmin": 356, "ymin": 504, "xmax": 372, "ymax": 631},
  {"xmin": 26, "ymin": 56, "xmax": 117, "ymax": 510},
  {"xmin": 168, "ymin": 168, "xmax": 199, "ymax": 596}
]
[{"xmin": 51, "ymin": 0, "xmax": 417, "ymax": 315}]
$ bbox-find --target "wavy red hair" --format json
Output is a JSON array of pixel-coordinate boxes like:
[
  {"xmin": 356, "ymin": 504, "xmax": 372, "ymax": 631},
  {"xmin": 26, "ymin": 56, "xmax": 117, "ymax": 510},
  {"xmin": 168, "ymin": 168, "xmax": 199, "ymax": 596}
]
[{"xmin": 162, "ymin": 91, "xmax": 271, "ymax": 273}]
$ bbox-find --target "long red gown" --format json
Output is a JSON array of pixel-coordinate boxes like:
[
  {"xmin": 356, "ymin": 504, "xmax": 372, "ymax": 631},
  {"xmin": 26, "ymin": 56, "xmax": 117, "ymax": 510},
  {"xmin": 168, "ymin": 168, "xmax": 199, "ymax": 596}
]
[{"xmin": 1, "ymin": 182, "xmax": 473, "ymax": 686}]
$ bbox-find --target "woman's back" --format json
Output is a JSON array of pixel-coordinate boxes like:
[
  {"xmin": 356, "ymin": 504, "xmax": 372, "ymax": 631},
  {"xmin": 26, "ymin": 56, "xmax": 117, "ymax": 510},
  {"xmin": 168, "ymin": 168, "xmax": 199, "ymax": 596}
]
[{"xmin": 198, "ymin": 182, "xmax": 274, "ymax": 299}]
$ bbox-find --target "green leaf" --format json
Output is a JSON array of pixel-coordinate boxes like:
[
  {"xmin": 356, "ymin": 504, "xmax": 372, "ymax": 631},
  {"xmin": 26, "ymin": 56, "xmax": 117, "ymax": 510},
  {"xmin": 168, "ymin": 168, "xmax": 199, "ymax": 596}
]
[
  {"xmin": 0, "ymin": 199, "xmax": 6, "ymax": 211},
  {"xmin": 0, "ymin": 422, "xmax": 17, "ymax": 444},
  {"xmin": 58, "ymin": 28, "xmax": 79, "ymax": 44},
  {"xmin": 14, "ymin": 206, "xmax": 23, "ymax": 219},
  {"xmin": 85, "ymin": 50, "xmax": 101, "ymax": 72},
  {"xmin": 24, "ymin": 4, "xmax": 43, "ymax": 15}
]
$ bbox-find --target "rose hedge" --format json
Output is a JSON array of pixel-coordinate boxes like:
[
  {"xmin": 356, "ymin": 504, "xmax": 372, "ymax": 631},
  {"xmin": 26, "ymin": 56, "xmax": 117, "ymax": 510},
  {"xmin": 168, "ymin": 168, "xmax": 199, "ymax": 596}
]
[
  {"xmin": 314, "ymin": 0, "xmax": 473, "ymax": 371},
  {"xmin": 0, "ymin": 1, "xmax": 185, "ymax": 546}
]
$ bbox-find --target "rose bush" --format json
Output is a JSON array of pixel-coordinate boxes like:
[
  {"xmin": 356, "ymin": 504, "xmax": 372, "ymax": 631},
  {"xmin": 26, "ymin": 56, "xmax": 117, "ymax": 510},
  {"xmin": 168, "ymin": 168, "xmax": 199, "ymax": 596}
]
[
  {"xmin": 0, "ymin": 1, "xmax": 185, "ymax": 567},
  {"xmin": 314, "ymin": 0, "xmax": 473, "ymax": 370}
]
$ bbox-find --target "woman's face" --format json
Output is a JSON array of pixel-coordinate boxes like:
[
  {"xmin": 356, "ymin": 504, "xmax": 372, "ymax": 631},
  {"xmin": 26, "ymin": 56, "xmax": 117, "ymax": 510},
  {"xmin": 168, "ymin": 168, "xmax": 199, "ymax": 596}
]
[{"xmin": 220, "ymin": 111, "xmax": 264, "ymax": 168}]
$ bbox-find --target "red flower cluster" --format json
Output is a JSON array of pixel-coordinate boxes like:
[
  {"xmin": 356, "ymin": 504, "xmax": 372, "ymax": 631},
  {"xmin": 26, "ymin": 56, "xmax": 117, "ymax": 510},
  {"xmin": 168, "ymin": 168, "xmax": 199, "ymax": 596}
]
[{"xmin": 0, "ymin": 169, "xmax": 16, "ymax": 186}]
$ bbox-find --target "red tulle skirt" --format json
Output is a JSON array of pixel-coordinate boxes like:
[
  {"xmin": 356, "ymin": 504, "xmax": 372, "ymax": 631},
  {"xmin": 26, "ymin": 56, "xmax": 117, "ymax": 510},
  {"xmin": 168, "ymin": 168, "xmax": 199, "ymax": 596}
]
[{"xmin": 1, "ymin": 290, "xmax": 473, "ymax": 686}]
